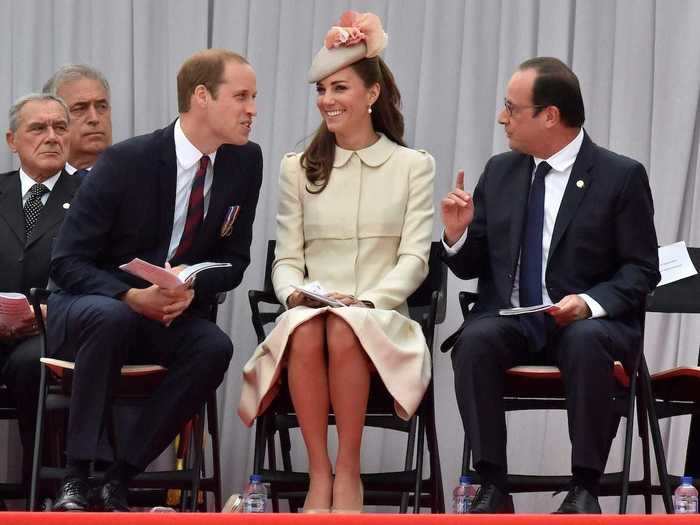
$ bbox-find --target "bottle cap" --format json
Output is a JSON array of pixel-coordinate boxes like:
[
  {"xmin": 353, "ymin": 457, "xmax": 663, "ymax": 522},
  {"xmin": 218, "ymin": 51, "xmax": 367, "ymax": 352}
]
[
  {"xmin": 459, "ymin": 475, "xmax": 472, "ymax": 484},
  {"xmin": 250, "ymin": 474, "xmax": 263, "ymax": 483},
  {"xmin": 681, "ymin": 475, "xmax": 694, "ymax": 485}
]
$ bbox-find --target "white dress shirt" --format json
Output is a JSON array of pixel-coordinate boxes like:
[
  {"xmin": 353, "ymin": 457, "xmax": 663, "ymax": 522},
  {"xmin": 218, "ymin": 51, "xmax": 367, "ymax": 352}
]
[
  {"xmin": 19, "ymin": 169, "xmax": 61, "ymax": 207},
  {"xmin": 64, "ymin": 162, "xmax": 92, "ymax": 175},
  {"xmin": 443, "ymin": 128, "xmax": 606, "ymax": 318},
  {"xmin": 167, "ymin": 118, "xmax": 216, "ymax": 261}
]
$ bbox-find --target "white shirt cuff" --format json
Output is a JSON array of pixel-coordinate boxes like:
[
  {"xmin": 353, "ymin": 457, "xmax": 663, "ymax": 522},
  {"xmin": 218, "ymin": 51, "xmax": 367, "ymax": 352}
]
[
  {"xmin": 441, "ymin": 228, "xmax": 469, "ymax": 256},
  {"xmin": 579, "ymin": 293, "xmax": 607, "ymax": 318}
]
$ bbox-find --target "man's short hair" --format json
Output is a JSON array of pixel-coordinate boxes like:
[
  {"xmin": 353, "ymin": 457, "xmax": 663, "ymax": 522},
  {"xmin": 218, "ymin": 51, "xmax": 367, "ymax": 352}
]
[
  {"xmin": 519, "ymin": 57, "xmax": 585, "ymax": 128},
  {"xmin": 8, "ymin": 93, "xmax": 69, "ymax": 132},
  {"xmin": 42, "ymin": 64, "xmax": 111, "ymax": 100},
  {"xmin": 177, "ymin": 49, "xmax": 248, "ymax": 113}
]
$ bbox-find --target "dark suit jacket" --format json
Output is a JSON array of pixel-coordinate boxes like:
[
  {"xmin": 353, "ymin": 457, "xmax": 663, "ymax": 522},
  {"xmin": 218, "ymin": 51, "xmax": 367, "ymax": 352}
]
[
  {"xmin": 442, "ymin": 132, "xmax": 660, "ymax": 351},
  {"xmin": 48, "ymin": 121, "xmax": 263, "ymax": 350},
  {"xmin": 0, "ymin": 169, "xmax": 81, "ymax": 296}
]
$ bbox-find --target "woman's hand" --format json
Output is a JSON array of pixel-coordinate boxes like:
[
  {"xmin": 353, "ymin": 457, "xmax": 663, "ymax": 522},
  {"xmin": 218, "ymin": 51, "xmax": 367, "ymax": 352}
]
[
  {"xmin": 286, "ymin": 290, "xmax": 323, "ymax": 309},
  {"xmin": 326, "ymin": 292, "xmax": 373, "ymax": 308}
]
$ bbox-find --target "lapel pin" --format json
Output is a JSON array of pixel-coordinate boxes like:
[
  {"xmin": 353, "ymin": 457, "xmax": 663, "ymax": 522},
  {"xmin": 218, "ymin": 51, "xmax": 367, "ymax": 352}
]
[
  {"xmin": 576, "ymin": 180, "xmax": 584, "ymax": 189},
  {"xmin": 62, "ymin": 202, "xmax": 70, "ymax": 209}
]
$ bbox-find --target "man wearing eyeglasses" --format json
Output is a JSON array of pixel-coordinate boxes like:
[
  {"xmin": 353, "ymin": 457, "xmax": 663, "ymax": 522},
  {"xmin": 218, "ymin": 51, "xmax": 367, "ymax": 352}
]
[
  {"xmin": 440, "ymin": 57, "xmax": 659, "ymax": 514},
  {"xmin": 43, "ymin": 65, "xmax": 113, "ymax": 177}
]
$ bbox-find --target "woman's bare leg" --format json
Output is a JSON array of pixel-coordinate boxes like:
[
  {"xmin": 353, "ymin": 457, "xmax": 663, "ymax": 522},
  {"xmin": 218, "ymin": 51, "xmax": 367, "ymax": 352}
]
[
  {"xmin": 287, "ymin": 314, "xmax": 333, "ymax": 510},
  {"xmin": 326, "ymin": 315, "xmax": 371, "ymax": 511}
]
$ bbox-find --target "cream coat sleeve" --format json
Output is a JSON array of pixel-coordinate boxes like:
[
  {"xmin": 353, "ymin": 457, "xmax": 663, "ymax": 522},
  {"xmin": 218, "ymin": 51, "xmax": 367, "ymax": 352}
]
[
  {"xmin": 358, "ymin": 150, "xmax": 435, "ymax": 310},
  {"xmin": 271, "ymin": 154, "xmax": 306, "ymax": 306}
]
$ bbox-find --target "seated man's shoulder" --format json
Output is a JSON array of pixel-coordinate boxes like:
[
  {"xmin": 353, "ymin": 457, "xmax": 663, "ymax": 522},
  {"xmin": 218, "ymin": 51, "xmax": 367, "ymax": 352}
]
[
  {"xmin": 594, "ymin": 144, "xmax": 644, "ymax": 172},
  {"xmin": 220, "ymin": 140, "xmax": 262, "ymax": 161},
  {"xmin": 487, "ymin": 149, "xmax": 528, "ymax": 172}
]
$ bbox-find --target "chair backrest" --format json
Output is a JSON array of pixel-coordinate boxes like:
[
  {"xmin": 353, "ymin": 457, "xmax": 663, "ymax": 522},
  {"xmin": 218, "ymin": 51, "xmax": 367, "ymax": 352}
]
[
  {"xmin": 646, "ymin": 247, "xmax": 700, "ymax": 313},
  {"xmin": 263, "ymin": 239, "xmax": 277, "ymax": 293}
]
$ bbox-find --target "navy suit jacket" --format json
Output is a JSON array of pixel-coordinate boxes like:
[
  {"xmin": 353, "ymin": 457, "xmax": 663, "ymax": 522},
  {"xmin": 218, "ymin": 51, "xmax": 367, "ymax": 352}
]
[
  {"xmin": 48, "ymin": 121, "xmax": 263, "ymax": 350},
  {"xmin": 442, "ymin": 132, "xmax": 660, "ymax": 351}
]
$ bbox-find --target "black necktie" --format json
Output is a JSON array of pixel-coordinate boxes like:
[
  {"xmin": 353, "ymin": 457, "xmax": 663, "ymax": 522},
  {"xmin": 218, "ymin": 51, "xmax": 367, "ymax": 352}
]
[
  {"xmin": 519, "ymin": 161, "xmax": 551, "ymax": 351},
  {"xmin": 74, "ymin": 169, "xmax": 89, "ymax": 178},
  {"xmin": 24, "ymin": 183, "xmax": 50, "ymax": 240}
]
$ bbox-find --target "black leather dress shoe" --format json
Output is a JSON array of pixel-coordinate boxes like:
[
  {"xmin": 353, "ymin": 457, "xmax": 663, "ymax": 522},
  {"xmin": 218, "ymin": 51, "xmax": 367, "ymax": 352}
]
[
  {"xmin": 553, "ymin": 485, "xmax": 602, "ymax": 514},
  {"xmin": 100, "ymin": 480, "xmax": 130, "ymax": 512},
  {"xmin": 52, "ymin": 478, "xmax": 90, "ymax": 511},
  {"xmin": 469, "ymin": 483, "xmax": 515, "ymax": 513}
]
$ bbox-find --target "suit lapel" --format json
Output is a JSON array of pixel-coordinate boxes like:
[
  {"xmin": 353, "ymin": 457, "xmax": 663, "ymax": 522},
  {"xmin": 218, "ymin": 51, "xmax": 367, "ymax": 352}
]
[
  {"xmin": 26, "ymin": 171, "xmax": 78, "ymax": 248},
  {"xmin": 0, "ymin": 172, "xmax": 27, "ymax": 245},
  {"xmin": 549, "ymin": 133, "xmax": 595, "ymax": 257},
  {"xmin": 157, "ymin": 123, "xmax": 178, "ymax": 262},
  {"xmin": 508, "ymin": 155, "xmax": 534, "ymax": 272}
]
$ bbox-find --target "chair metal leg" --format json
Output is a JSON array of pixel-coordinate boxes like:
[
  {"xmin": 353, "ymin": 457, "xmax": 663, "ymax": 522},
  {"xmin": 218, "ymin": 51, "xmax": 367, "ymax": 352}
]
[
  {"xmin": 425, "ymin": 392, "xmax": 444, "ymax": 513},
  {"xmin": 400, "ymin": 417, "xmax": 418, "ymax": 513},
  {"xmin": 619, "ymin": 371, "xmax": 638, "ymax": 514},
  {"xmin": 29, "ymin": 366, "xmax": 48, "ymax": 511},
  {"xmin": 637, "ymin": 393, "xmax": 653, "ymax": 513},
  {"xmin": 640, "ymin": 358, "xmax": 674, "ymax": 513},
  {"xmin": 413, "ymin": 416, "xmax": 426, "ymax": 514},
  {"xmin": 189, "ymin": 410, "xmax": 205, "ymax": 512},
  {"xmin": 206, "ymin": 397, "xmax": 223, "ymax": 511}
]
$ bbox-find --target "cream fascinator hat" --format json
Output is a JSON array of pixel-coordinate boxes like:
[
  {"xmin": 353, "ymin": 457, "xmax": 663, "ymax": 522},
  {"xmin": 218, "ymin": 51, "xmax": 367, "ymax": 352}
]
[{"xmin": 307, "ymin": 11, "xmax": 388, "ymax": 83}]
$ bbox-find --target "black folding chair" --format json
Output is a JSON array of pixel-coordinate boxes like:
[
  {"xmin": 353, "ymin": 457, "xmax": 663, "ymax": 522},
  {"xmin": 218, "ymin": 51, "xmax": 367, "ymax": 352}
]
[
  {"xmin": 248, "ymin": 240, "xmax": 446, "ymax": 513},
  {"xmin": 643, "ymin": 246, "xmax": 700, "ymax": 506},
  {"xmin": 457, "ymin": 290, "xmax": 673, "ymax": 513},
  {"xmin": 28, "ymin": 288, "xmax": 224, "ymax": 512}
]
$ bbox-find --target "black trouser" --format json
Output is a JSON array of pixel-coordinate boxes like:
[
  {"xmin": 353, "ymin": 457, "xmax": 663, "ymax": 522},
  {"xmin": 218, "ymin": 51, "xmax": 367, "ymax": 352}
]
[
  {"xmin": 1, "ymin": 335, "xmax": 42, "ymax": 484},
  {"xmin": 51, "ymin": 295, "xmax": 232, "ymax": 470},
  {"xmin": 451, "ymin": 315, "xmax": 638, "ymax": 475}
]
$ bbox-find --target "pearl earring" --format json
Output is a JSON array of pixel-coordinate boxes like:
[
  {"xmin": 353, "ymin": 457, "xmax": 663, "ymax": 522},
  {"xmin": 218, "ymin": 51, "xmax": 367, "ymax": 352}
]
[{"xmin": 368, "ymin": 106, "xmax": 373, "ymax": 114}]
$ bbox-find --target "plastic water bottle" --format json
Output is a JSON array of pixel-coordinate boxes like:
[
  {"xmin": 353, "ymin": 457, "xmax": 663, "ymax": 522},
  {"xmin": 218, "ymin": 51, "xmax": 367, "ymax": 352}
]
[
  {"xmin": 452, "ymin": 475, "xmax": 477, "ymax": 513},
  {"xmin": 243, "ymin": 474, "xmax": 268, "ymax": 513},
  {"xmin": 674, "ymin": 476, "xmax": 698, "ymax": 513}
]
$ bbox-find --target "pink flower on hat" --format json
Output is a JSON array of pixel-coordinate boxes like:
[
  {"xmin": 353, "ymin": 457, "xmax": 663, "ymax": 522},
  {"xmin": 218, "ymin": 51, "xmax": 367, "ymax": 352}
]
[{"xmin": 323, "ymin": 11, "xmax": 387, "ymax": 58}]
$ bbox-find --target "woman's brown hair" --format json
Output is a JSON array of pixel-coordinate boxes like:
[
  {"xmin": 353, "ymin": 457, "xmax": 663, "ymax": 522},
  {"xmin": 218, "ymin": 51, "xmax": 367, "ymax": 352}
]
[{"xmin": 300, "ymin": 56, "xmax": 406, "ymax": 193}]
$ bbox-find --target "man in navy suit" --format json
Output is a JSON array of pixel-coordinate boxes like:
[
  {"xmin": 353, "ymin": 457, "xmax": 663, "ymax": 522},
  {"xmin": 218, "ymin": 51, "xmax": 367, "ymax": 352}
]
[
  {"xmin": 0, "ymin": 93, "xmax": 80, "ymax": 493},
  {"xmin": 48, "ymin": 49, "xmax": 262, "ymax": 511},
  {"xmin": 441, "ymin": 57, "xmax": 659, "ymax": 514}
]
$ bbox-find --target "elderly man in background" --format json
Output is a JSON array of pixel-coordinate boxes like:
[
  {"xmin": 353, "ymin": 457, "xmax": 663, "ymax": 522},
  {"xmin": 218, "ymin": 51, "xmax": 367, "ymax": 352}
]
[
  {"xmin": 43, "ymin": 64, "xmax": 113, "ymax": 176},
  {"xmin": 0, "ymin": 93, "xmax": 81, "ymax": 492}
]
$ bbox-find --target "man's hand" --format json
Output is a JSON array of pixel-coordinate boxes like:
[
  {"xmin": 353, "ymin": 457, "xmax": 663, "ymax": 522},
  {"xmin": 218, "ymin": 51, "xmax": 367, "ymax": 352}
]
[
  {"xmin": 547, "ymin": 295, "xmax": 592, "ymax": 326},
  {"xmin": 123, "ymin": 285, "xmax": 194, "ymax": 325},
  {"xmin": 441, "ymin": 170, "xmax": 475, "ymax": 245}
]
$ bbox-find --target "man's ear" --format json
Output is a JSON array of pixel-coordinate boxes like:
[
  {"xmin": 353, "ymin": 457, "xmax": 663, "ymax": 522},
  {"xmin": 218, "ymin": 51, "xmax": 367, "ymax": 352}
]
[
  {"xmin": 543, "ymin": 106, "xmax": 561, "ymax": 129},
  {"xmin": 6, "ymin": 131, "xmax": 17, "ymax": 153},
  {"xmin": 192, "ymin": 84, "xmax": 210, "ymax": 109}
]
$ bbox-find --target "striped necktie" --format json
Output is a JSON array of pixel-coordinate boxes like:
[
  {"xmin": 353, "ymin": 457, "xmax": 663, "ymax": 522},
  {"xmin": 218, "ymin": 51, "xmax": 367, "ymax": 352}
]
[{"xmin": 174, "ymin": 156, "xmax": 209, "ymax": 258}]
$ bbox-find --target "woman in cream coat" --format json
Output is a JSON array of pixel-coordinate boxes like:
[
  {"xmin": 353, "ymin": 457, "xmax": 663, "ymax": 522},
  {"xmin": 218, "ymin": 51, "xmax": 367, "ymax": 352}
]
[{"xmin": 239, "ymin": 11, "xmax": 435, "ymax": 513}]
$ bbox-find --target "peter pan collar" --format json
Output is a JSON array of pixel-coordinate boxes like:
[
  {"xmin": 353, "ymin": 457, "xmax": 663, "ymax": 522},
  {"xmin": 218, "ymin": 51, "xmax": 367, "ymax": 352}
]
[{"xmin": 333, "ymin": 133, "xmax": 398, "ymax": 168}]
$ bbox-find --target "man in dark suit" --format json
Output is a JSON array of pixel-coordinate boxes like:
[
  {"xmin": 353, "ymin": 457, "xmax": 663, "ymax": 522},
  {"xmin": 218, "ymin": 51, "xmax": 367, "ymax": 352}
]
[
  {"xmin": 441, "ymin": 57, "xmax": 659, "ymax": 514},
  {"xmin": 43, "ymin": 64, "xmax": 113, "ymax": 176},
  {"xmin": 48, "ymin": 48, "xmax": 262, "ymax": 512},
  {"xmin": 0, "ymin": 93, "xmax": 80, "ymax": 488}
]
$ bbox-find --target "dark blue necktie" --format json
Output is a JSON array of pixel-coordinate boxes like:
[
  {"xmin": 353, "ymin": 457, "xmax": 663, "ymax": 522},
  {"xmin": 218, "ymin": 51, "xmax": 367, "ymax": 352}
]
[
  {"xmin": 519, "ymin": 160, "xmax": 551, "ymax": 351},
  {"xmin": 74, "ymin": 169, "xmax": 89, "ymax": 178}
]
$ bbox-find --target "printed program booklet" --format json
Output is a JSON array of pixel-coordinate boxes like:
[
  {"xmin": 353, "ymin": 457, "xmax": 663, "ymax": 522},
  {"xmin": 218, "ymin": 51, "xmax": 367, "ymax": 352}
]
[
  {"xmin": 0, "ymin": 292, "xmax": 33, "ymax": 330},
  {"xmin": 119, "ymin": 258, "xmax": 231, "ymax": 289}
]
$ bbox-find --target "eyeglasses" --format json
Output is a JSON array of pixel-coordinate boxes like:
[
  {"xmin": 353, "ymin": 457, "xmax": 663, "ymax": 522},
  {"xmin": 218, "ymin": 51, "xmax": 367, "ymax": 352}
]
[{"xmin": 503, "ymin": 98, "xmax": 546, "ymax": 117}]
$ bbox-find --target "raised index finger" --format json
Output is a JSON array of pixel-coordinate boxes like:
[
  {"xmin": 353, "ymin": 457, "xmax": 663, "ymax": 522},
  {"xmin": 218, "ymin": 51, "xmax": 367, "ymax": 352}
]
[{"xmin": 456, "ymin": 169, "xmax": 465, "ymax": 191}]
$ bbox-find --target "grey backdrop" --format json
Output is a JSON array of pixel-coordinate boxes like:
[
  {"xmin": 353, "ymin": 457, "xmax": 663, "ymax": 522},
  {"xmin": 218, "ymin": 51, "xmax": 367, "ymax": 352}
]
[{"xmin": 1, "ymin": 0, "xmax": 699, "ymax": 514}]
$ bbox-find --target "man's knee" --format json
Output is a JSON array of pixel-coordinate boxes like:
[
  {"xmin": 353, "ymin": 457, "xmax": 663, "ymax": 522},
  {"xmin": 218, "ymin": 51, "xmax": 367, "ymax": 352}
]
[
  {"xmin": 452, "ymin": 317, "xmax": 518, "ymax": 373},
  {"xmin": 557, "ymin": 320, "xmax": 612, "ymax": 373},
  {"xmin": 196, "ymin": 327, "xmax": 233, "ymax": 373}
]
